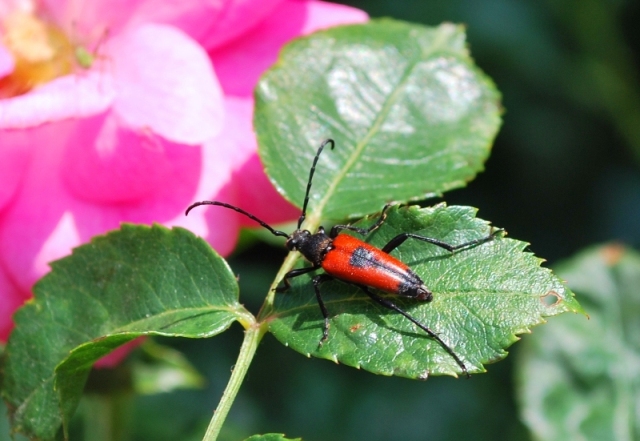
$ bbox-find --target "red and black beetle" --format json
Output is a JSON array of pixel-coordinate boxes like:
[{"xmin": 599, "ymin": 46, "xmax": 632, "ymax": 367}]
[{"xmin": 186, "ymin": 139, "xmax": 500, "ymax": 378}]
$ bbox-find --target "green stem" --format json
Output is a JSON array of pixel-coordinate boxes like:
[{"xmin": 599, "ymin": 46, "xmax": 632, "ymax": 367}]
[
  {"xmin": 82, "ymin": 391, "xmax": 132, "ymax": 441},
  {"xmin": 202, "ymin": 323, "xmax": 266, "ymax": 441}
]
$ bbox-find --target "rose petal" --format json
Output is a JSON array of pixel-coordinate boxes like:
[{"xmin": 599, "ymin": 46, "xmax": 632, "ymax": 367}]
[
  {"xmin": 61, "ymin": 111, "xmax": 194, "ymax": 204},
  {"xmin": 0, "ymin": 0, "xmax": 34, "ymax": 21},
  {"xmin": 210, "ymin": 0, "xmax": 368, "ymax": 96},
  {"xmin": 33, "ymin": 211, "xmax": 81, "ymax": 277},
  {"xmin": 0, "ymin": 137, "xmax": 78, "ymax": 291},
  {"xmin": 0, "ymin": 130, "xmax": 33, "ymax": 210},
  {"xmin": 234, "ymin": 153, "xmax": 300, "ymax": 227},
  {"xmin": 171, "ymin": 95, "xmax": 298, "ymax": 242},
  {"xmin": 0, "ymin": 265, "xmax": 29, "ymax": 342},
  {"xmin": 124, "ymin": 0, "xmax": 226, "ymax": 39},
  {"xmin": 200, "ymin": 95, "xmax": 299, "ymax": 225},
  {"xmin": 199, "ymin": 0, "xmax": 285, "ymax": 50},
  {"xmin": 299, "ymin": 0, "xmax": 368, "ymax": 35},
  {"xmin": 42, "ymin": 0, "xmax": 227, "ymax": 45},
  {"xmin": 94, "ymin": 338, "xmax": 144, "ymax": 368},
  {"xmin": 0, "ymin": 122, "xmax": 202, "ymax": 291},
  {"xmin": 41, "ymin": 0, "xmax": 133, "ymax": 37},
  {"xmin": 0, "ymin": 43, "xmax": 14, "ymax": 78},
  {"xmin": 112, "ymin": 23, "xmax": 223, "ymax": 144},
  {"xmin": 182, "ymin": 182, "xmax": 242, "ymax": 257},
  {"xmin": 0, "ymin": 69, "xmax": 115, "ymax": 129},
  {"xmin": 170, "ymin": 96, "xmax": 258, "ymax": 255}
]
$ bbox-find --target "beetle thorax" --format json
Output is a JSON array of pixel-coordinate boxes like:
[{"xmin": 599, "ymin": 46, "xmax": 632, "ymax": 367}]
[{"xmin": 285, "ymin": 228, "xmax": 333, "ymax": 266}]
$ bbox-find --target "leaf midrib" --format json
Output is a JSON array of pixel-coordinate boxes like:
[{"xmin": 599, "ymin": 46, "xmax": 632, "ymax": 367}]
[{"xmin": 309, "ymin": 27, "xmax": 455, "ymax": 225}]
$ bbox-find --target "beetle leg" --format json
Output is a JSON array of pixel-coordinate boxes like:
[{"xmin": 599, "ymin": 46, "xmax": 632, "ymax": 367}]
[
  {"xmin": 312, "ymin": 274, "xmax": 334, "ymax": 345},
  {"xmin": 381, "ymin": 228, "xmax": 502, "ymax": 254},
  {"xmin": 330, "ymin": 203, "xmax": 392, "ymax": 238},
  {"xmin": 356, "ymin": 284, "xmax": 470, "ymax": 379},
  {"xmin": 275, "ymin": 265, "xmax": 320, "ymax": 292}
]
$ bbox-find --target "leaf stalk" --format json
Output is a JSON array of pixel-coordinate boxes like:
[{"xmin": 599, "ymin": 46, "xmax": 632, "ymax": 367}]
[{"xmin": 202, "ymin": 323, "xmax": 267, "ymax": 441}]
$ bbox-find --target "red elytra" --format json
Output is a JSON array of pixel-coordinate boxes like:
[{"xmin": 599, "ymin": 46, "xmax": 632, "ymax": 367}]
[
  {"xmin": 186, "ymin": 139, "xmax": 499, "ymax": 378},
  {"xmin": 321, "ymin": 234, "xmax": 430, "ymax": 300}
]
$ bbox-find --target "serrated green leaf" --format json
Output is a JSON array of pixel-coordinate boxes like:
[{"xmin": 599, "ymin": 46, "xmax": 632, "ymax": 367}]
[
  {"xmin": 1, "ymin": 225, "xmax": 245, "ymax": 440},
  {"xmin": 516, "ymin": 244, "xmax": 640, "ymax": 441},
  {"xmin": 268, "ymin": 205, "xmax": 582, "ymax": 379},
  {"xmin": 255, "ymin": 19, "xmax": 501, "ymax": 220}
]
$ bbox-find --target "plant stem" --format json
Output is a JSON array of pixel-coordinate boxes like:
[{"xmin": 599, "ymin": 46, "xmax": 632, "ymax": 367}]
[
  {"xmin": 202, "ymin": 323, "xmax": 266, "ymax": 441},
  {"xmin": 82, "ymin": 391, "xmax": 133, "ymax": 441}
]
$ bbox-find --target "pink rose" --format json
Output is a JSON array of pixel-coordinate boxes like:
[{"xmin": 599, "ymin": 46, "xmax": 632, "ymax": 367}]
[{"xmin": 0, "ymin": 0, "xmax": 367, "ymax": 342}]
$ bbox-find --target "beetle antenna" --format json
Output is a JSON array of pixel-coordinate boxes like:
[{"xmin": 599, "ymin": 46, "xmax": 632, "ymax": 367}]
[
  {"xmin": 185, "ymin": 201, "xmax": 290, "ymax": 238},
  {"xmin": 298, "ymin": 139, "xmax": 335, "ymax": 229}
]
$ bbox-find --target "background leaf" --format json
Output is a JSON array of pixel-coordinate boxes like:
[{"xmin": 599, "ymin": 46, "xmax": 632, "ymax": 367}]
[
  {"xmin": 244, "ymin": 434, "xmax": 302, "ymax": 441},
  {"xmin": 255, "ymin": 19, "xmax": 502, "ymax": 220},
  {"xmin": 516, "ymin": 244, "xmax": 640, "ymax": 441},
  {"xmin": 1, "ymin": 225, "xmax": 244, "ymax": 440},
  {"xmin": 132, "ymin": 339, "xmax": 206, "ymax": 395},
  {"xmin": 268, "ymin": 205, "xmax": 582, "ymax": 378}
]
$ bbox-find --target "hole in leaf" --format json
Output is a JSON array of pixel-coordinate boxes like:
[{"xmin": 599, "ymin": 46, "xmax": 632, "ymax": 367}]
[{"xmin": 540, "ymin": 290, "xmax": 561, "ymax": 307}]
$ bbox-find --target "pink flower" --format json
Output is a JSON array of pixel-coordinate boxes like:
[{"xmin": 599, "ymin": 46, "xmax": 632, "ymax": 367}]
[{"xmin": 0, "ymin": 0, "xmax": 367, "ymax": 342}]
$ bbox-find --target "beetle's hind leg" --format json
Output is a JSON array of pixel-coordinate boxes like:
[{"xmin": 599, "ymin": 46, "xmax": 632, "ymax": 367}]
[
  {"xmin": 355, "ymin": 284, "xmax": 470, "ymax": 379},
  {"xmin": 381, "ymin": 228, "xmax": 502, "ymax": 254}
]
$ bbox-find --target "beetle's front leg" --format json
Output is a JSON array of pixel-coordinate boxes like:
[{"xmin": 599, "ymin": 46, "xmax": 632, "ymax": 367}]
[{"xmin": 275, "ymin": 265, "xmax": 320, "ymax": 292}]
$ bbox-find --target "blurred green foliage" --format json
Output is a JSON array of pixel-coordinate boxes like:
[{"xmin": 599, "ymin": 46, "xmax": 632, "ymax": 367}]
[
  {"xmin": 517, "ymin": 244, "xmax": 640, "ymax": 441},
  {"xmin": 3, "ymin": 1, "xmax": 638, "ymax": 440}
]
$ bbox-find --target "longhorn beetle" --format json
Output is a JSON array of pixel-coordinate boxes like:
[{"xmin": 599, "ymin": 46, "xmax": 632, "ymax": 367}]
[{"xmin": 186, "ymin": 139, "xmax": 500, "ymax": 378}]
